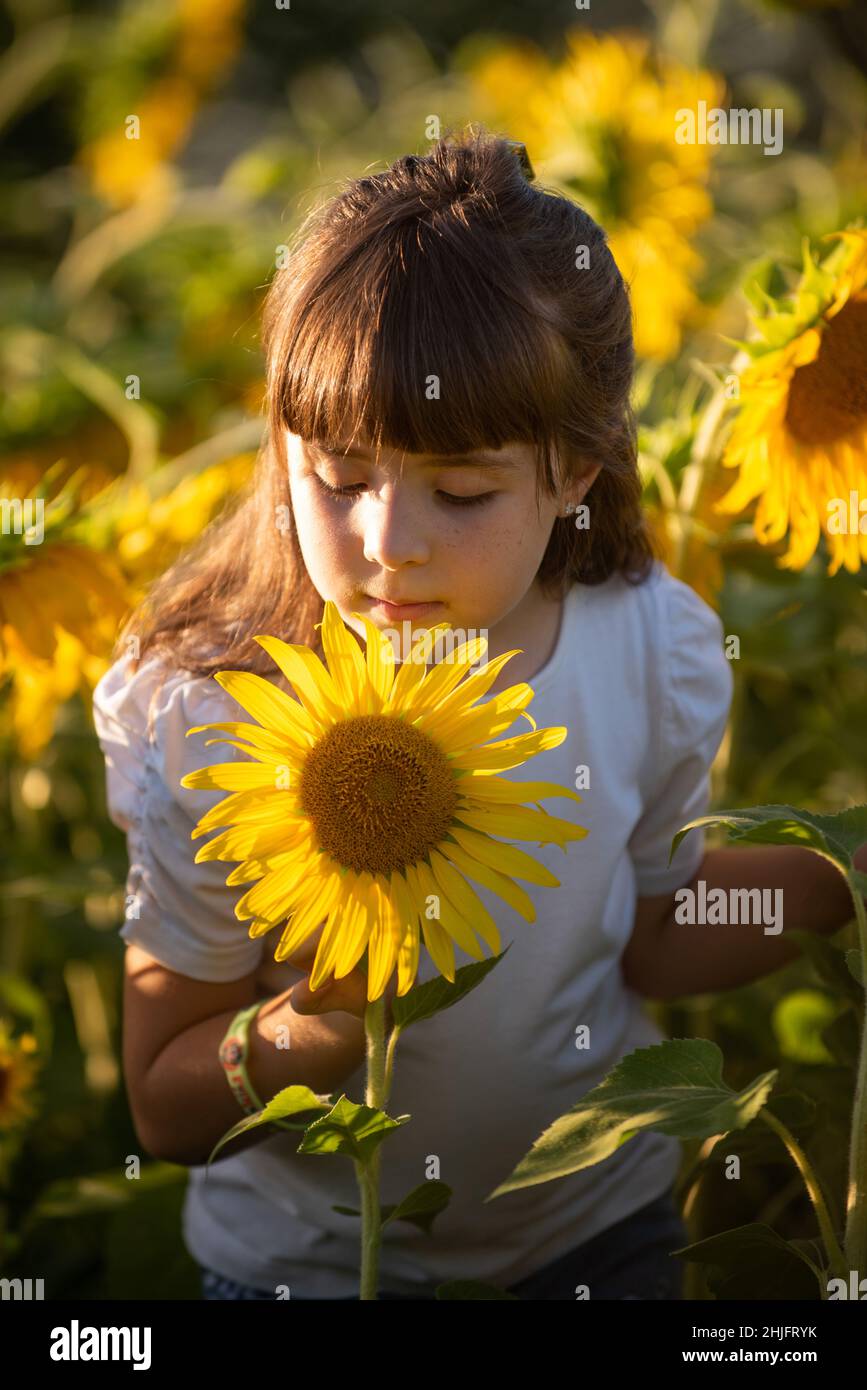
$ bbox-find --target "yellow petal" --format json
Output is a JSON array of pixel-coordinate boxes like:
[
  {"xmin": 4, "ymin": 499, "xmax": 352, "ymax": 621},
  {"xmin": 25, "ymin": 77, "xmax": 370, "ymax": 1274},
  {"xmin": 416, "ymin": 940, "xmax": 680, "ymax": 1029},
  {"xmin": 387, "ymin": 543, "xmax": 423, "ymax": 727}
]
[
  {"xmin": 414, "ymin": 647, "xmax": 521, "ymax": 723},
  {"xmin": 236, "ymin": 853, "xmax": 324, "ymax": 921},
  {"xmin": 447, "ymin": 823, "xmax": 561, "ymax": 886},
  {"xmin": 189, "ymin": 788, "xmax": 284, "ymax": 839},
  {"xmin": 254, "ymin": 635, "xmax": 345, "ymax": 725},
  {"xmin": 187, "ymin": 719, "xmax": 298, "ymax": 758},
  {"xmin": 412, "ymin": 858, "xmax": 484, "ymax": 961},
  {"xmin": 455, "ymin": 774, "xmax": 583, "ymax": 807},
  {"xmin": 427, "ymin": 848, "xmax": 501, "ymax": 953},
  {"xmin": 213, "ymin": 671, "xmax": 320, "ymax": 744},
  {"xmin": 273, "ymin": 871, "xmax": 342, "ymax": 962},
  {"xmin": 449, "ymin": 726, "xmax": 567, "ymax": 772},
  {"xmin": 439, "ymin": 837, "xmax": 536, "ymax": 923},
  {"xmin": 320, "ymin": 602, "xmax": 369, "ymax": 710},
  {"xmin": 193, "ymin": 737, "xmax": 300, "ymax": 769},
  {"xmin": 195, "ymin": 818, "xmax": 310, "ymax": 865},
  {"xmin": 181, "ymin": 762, "xmax": 281, "ymax": 792},
  {"xmin": 420, "ymin": 683, "xmax": 537, "ymax": 747},
  {"xmin": 366, "ymin": 875, "xmax": 404, "ymax": 1000},
  {"xmin": 308, "ymin": 879, "xmax": 358, "ymax": 989},
  {"xmin": 454, "ymin": 803, "xmax": 588, "ymax": 844},
  {"xmin": 419, "ymin": 913, "xmax": 456, "ymax": 983},
  {"xmin": 334, "ymin": 872, "xmax": 379, "ymax": 978},
  {"xmin": 382, "ymin": 650, "xmax": 428, "ymax": 713},
  {"xmin": 411, "ymin": 637, "xmax": 489, "ymax": 715},
  {"xmin": 390, "ymin": 871, "xmax": 421, "ymax": 995},
  {"xmin": 347, "ymin": 610, "xmax": 395, "ymax": 708}
]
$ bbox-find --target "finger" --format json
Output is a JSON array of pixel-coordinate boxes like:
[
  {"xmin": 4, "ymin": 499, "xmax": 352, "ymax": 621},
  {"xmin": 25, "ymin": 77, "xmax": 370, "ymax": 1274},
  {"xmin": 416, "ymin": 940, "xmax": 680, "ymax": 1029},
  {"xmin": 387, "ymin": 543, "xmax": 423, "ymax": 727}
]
[{"xmin": 291, "ymin": 972, "xmax": 366, "ymax": 1019}]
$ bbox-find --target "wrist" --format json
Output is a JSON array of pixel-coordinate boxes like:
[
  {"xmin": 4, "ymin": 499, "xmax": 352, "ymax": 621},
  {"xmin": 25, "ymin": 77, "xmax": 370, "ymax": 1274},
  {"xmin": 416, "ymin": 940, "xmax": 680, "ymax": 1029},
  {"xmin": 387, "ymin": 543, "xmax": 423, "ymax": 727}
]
[{"xmin": 218, "ymin": 1003, "xmax": 265, "ymax": 1116}]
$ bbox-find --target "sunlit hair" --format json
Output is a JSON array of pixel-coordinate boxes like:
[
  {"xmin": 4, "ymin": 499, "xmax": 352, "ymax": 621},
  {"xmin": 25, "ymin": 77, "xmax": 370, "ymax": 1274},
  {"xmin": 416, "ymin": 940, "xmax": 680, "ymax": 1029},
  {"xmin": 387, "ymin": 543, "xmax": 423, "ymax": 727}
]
[{"xmin": 120, "ymin": 125, "xmax": 657, "ymax": 683}]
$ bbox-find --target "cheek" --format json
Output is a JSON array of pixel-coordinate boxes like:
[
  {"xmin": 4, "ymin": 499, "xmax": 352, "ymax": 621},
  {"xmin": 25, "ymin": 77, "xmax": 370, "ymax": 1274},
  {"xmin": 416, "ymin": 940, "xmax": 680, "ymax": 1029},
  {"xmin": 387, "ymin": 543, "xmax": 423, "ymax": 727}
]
[
  {"xmin": 480, "ymin": 498, "xmax": 552, "ymax": 562},
  {"xmin": 289, "ymin": 486, "xmax": 347, "ymax": 578}
]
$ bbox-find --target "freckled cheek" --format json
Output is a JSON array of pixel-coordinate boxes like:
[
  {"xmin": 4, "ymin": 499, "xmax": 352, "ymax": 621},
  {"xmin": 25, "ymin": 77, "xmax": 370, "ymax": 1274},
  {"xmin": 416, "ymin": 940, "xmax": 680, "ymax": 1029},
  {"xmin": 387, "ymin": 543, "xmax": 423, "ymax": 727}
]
[{"xmin": 311, "ymin": 505, "xmax": 355, "ymax": 567}]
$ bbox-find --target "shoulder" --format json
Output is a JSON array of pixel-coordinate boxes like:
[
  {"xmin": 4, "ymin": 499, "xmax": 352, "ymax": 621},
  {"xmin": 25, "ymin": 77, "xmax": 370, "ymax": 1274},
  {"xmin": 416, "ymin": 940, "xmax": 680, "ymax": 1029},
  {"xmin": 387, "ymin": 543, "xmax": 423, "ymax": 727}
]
[
  {"xmin": 575, "ymin": 560, "xmax": 729, "ymax": 674},
  {"xmin": 623, "ymin": 563, "xmax": 733, "ymax": 752},
  {"xmin": 92, "ymin": 651, "xmax": 233, "ymax": 748},
  {"xmin": 92, "ymin": 651, "xmax": 247, "ymax": 822}
]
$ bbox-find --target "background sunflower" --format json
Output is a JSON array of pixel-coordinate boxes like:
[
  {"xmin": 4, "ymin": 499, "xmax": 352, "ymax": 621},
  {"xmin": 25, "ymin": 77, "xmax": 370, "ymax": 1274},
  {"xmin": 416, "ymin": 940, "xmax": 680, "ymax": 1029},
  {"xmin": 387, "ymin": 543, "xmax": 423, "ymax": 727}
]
[{"xmin": 716, "ymin": 228, "xmax": 867, "ymax": 574}]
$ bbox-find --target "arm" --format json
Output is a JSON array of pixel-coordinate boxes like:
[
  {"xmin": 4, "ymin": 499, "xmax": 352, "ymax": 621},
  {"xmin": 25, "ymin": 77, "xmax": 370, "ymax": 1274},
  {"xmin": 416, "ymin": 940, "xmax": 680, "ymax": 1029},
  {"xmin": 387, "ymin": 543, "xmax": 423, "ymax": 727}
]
[
  {"xmin": 621, "ymin": 841, "xmax": 867, "ymax": 1001},
  {"xmin": 125, "ymin": 943, "xmax": 369, "ymax": 1168}
]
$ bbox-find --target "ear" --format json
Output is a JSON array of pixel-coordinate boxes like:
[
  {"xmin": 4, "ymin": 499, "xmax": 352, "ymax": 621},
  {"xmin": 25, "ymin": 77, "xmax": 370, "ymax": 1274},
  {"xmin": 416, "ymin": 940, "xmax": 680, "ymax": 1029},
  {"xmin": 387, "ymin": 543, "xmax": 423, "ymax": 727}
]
[
  {"xmin": 559, "ymin": 462, "xmax": 602, "ymax": 515},
  {"xmin": 574, "ymin": 463, "xmax": 602, "ymax": 501}
]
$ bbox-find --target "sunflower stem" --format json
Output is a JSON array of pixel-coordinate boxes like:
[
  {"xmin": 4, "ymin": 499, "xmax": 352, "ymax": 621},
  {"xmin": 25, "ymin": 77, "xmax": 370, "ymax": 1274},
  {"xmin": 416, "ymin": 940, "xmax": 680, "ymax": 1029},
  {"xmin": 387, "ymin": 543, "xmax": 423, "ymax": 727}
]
[
  {"xmin": 358, "ymin": 994, "xmax": 387, "ymax": 1300},
  {"xmin": 843, "ymin": 877, "xmax": 867, "ymax": 1281},
  {"xmin": 383, "ymin": 1024, "xmax": 401, "ymax": 1104},
  {"xmin": 759, "ymin": 1108, "xmax": 847, "ymax": 1287},
  {"xmin": 673, "ymin": 350, "xmax": 750, "ymax": 577}
]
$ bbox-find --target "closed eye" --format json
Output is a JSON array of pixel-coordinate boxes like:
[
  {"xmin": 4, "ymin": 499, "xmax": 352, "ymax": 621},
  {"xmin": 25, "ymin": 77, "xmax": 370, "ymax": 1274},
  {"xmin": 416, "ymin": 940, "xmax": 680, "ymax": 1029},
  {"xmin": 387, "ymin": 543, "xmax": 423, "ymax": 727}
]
[{"xmin": 312, "ymin": 475, "xmax": 496, "ymax": 508}]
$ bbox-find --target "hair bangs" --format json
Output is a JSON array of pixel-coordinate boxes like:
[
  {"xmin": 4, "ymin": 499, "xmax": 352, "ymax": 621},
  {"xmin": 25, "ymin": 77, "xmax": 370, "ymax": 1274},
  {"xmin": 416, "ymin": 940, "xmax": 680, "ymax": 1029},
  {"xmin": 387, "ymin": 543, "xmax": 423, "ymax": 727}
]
[{"xmin": 270, "ymin": 217, "xmax": 570, "ymax": 500}]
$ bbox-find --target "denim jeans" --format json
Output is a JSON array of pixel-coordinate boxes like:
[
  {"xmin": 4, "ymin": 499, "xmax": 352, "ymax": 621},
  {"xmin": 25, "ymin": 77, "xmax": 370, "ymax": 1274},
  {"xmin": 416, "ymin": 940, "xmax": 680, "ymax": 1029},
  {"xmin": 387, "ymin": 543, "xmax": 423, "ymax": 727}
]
[{"xmin": 199, "ymin": 1187, "xmax": 688, "ymax": 1301}]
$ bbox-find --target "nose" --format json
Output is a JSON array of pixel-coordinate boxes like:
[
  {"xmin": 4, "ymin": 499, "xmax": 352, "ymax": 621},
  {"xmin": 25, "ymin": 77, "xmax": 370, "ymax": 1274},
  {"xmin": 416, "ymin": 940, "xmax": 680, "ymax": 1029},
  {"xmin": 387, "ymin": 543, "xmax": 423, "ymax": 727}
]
[{"xmin": 361, "ymin": 481, "xmax": 431, "ymax": 570}]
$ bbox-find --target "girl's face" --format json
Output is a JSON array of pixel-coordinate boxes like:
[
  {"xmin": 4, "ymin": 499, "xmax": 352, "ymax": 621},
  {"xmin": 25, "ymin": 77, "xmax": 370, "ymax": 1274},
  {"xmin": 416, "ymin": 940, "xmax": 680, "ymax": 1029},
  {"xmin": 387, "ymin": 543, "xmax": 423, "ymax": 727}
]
[{"xmin": 286, "ymin": 430, "xmax": 599, "ymax": 642}]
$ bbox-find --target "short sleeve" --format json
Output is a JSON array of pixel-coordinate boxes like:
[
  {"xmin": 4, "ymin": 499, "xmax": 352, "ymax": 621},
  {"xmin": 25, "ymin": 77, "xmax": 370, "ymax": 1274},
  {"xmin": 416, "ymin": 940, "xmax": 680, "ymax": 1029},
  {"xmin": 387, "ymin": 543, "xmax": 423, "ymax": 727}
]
[
  {"xmin": 628, "ymin": 573, "xmax": 733, "ymax": 895},
  {"xmin": 92, "ymin": 654, "xmax": 265, "ymax": 982}
]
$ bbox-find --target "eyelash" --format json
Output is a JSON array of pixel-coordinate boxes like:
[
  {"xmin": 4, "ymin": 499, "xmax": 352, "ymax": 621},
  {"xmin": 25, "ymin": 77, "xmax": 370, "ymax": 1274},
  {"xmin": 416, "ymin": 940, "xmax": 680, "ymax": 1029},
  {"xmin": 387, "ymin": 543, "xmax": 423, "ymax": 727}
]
[{"xmin": 313, "ymin": 475, "xmax": 496, "ymax": 508}]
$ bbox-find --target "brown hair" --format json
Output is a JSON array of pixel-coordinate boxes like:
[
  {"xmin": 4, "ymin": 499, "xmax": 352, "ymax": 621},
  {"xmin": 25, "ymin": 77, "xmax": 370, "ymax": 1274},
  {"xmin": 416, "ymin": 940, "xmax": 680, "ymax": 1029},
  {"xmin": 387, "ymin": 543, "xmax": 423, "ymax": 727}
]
[{"xmin": 120, "ymin": 125, "xmax": 657, "ymax": 683}]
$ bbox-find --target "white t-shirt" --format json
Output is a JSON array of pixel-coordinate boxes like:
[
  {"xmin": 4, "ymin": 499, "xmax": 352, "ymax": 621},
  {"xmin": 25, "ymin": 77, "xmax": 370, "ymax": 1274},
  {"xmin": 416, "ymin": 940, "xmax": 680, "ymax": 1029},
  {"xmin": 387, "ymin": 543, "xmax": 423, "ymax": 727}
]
[{"xmin": 92, "ymin": 560, "xmax": 732, "ymax": 1297}]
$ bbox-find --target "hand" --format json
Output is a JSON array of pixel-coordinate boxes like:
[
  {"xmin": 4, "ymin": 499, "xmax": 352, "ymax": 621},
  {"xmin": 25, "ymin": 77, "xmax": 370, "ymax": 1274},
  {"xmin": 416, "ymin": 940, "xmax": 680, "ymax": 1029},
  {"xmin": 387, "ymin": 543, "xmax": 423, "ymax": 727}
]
[{"xmin": 290, "ymin": 965, "xmax": 398, "ymax": 1026}]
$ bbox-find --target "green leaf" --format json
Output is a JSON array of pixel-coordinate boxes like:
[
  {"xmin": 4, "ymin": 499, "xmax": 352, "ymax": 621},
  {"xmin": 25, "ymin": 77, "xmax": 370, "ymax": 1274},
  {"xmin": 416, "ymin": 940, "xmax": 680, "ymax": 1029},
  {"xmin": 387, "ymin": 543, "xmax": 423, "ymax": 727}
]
[
  {"xmin": 711, "ymin": 1091, "xmax": 817, "ymax": 1165},
  {"xmin": 772, "ymin": 990, "xmax": 839, "ymax": 1065},
  {"xmin": 28, "ymin": 1161, "xmax": 184, "ymax": 1222},
  {"xmin": 0, "ymin": 972, "xmax": 53, "ymax": 1055},
  {"xmin": 391, "ymin": 947, "xmax": 511, "ymax": 1031},
  {"xmin": 674, "ymin": 1223, "xmax": 824, "ymax": 1300},
  {"xmin": 669, "ymin": 803, "xmax": 867, "ymax": 876},
  {"xmin": 331, "ymin": 1181, "xmax": 452, "ymax": 1233},
  {"xmin": 297, "ymin": 1095, "xmax": 409, "ymax": 1164},
  {"xmin": 206, "ymin": 1084, "xmax": 332, "ymax": 1169},
  {"xmin": 849, "ymin": 870, "xmax": 867, "ymax": 899},
  {"xmin": 846, "ymin": 949, "xmax": 863, "ymax": 985},
  {"xmin": 385, "ymin": 1181, "xmax": 452, "ymax": 1233},
  {"xmin": 487, "ymin": 1039, "xmax": 776, "ymax": 1199},
  {"xmin": 820, "ymin": 1011, "xmax": 861, "ymax": 1069},
  {"xmin": 435, "ymin": 1280, "xmax": 519, "ymax": 1300},
  {"xmin": 784, "ymin": 929, "xmax": 863, "ymax": 1004},
  {"xmin": 740, "ymin": 255, "xmax": 790, "ymax": 313}
]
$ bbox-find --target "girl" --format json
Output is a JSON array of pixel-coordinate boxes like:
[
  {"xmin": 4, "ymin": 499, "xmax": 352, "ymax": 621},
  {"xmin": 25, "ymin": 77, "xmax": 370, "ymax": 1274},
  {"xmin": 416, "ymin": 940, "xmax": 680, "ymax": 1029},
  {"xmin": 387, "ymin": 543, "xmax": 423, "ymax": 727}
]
[{"xmin": 93, "ymin": 130, "xmax": 865, "ymax": 1301}]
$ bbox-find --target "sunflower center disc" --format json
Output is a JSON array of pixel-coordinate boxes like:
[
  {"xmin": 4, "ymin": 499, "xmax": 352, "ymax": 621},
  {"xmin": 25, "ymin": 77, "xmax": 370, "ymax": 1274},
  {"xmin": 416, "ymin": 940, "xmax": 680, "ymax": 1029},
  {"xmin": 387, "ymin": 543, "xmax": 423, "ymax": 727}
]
[
  {"xmin": 785, "ymin": 297, "xmax": 867, "ymax": 446},
  {"xmin": 297, "ymin": 714, "xmax": 460, "ymax": 877}
]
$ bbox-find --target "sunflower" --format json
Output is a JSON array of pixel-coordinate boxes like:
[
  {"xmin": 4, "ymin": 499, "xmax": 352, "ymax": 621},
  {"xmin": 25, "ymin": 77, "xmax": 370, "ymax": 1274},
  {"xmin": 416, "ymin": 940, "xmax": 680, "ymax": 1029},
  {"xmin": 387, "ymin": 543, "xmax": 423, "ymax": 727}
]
[
  {"xmin": 465, "ymin": 29, "xmax": 724, "ymax": 360},
  {"xmin": 181, "ymin": 605, "xmax": 588, "ymax": 1002},
  {"xmin": 0, "ymin": 1022, "xmax": 40, "ymax": 1134},
  {"xmin": 78, "ymin": 0, "xmax": 246, "ymax": 209},
  {"xmin": 715, "ymin": 229, "xmax": 867, "ymax": 575},
  {"xmin": 1, "ymin": 466, "xmax": 132, "ymax": 755}
]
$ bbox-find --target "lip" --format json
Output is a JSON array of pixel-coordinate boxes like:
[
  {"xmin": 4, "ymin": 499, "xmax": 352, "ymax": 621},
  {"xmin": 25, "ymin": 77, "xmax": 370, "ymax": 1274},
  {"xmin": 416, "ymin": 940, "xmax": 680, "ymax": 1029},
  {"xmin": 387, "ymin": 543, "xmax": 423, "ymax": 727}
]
[{"xmin": 365, "ymin": 596, "xmax": 443, "ymax": 620}]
